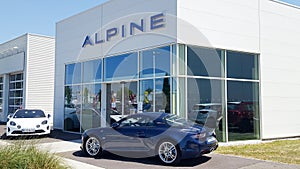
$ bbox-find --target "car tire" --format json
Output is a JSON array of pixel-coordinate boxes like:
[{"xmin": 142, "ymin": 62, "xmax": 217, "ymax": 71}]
[
  {"xmin": 83, "ymin": 136, "xmax": 103, "ymax": 157},
  {"xmin": 156, "ymin": 139, "xmax": 181, "ymax": 165}
]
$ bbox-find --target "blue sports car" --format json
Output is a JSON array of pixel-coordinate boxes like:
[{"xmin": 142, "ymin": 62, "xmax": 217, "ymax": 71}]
[{"xmin": 81, "ymin": 112, "xmax": 218, "ymax": 165}]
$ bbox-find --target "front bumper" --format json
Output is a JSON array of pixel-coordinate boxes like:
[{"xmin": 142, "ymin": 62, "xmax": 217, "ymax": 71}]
[{"xmin": 6, "ymin": 125, "xmax": 51, "ymax": 136}]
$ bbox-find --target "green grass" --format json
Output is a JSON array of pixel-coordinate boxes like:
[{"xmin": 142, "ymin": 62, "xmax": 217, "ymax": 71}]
[
  {"xmin": 216, "ymin": 139, "xmax": 300, "ymax": 165},
  {"xmin": 0, "ymin": 140, "xmax": 69, "ymax": 169}
]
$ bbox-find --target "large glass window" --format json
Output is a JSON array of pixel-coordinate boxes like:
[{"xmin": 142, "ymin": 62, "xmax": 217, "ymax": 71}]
[
  {"xmin": 64, "ymin": 60, "xmax": 103, "ymax": 132},
  {"xmin": 227, "ymin": 51, "xmax": 259, "ymax": 80},
  {"xmin": 139, "ymin": 79, "xmax": 154, "ymax": 112},
  {"xmin": 155, "ymin": 78, "xmax": 171, "ymax": 113},
  {"xmin": 187, "ymin": 78, "xmax": 226, "ymax": 142},
  {"xmin": 140, "ymin": 46, "xmax": 171, "ymax": 78},
  {"xmin": 227, "ymin": 81, "xmax": 260, "ymax": 141},
  {"xmin": 83, "ymin": 60, "xmax": 102, "ymax": 83},
  {"xmin": 104, "ymin": 53, "xmax": 138, "ymax": 81},
  {"xmin": 187, "ymin": 46, "xmax": 224, "ymax": 77},
  {"xmin": 64, "ymin": 85, "xmax": 81, "ymax": 132},
  {"xmin": 139, "ymin": 78, "xmax": 171, "ymax": 113},
  {"xmin": 65, "ymin": 63, "xmax": 82, "ymax": 85},
  {"xmin": 9, "ymin": 73, "xmax": 24, "ymax": 114},
  {"xmin": 82, "ymin": 84, "xmax": 101, "ymax": 131}
]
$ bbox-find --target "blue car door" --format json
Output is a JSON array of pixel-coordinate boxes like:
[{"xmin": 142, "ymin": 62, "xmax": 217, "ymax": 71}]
[{"xmin": 104, "ymin": 115, "xmax": 149, "ymax": 152}]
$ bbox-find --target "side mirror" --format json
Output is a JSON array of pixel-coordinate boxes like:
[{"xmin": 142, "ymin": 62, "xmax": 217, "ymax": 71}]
[
  {"xmin": 111, "ymin": 122, "xmax": 120, "ymax": 128},
  {"xmin": 47, "ymin": 114, "xmax": 51, "ymax": 118}
]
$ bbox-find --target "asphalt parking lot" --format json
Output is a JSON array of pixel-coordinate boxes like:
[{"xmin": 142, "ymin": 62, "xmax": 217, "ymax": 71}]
[{"xmin": 0, "ymin": 123, "xmax": 299, "ymax": 169}]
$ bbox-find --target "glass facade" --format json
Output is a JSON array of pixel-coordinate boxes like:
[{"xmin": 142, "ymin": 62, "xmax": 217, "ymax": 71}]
[
  {"xmin": 64, "ymin": 44, "xmax": 260, "ymax": 142},
  {"xmin": 104, "ymin": 53, "xmax": 138, "ymax": 81},
  {"xmin": 64, "ymin": 61, "xmax": 102, "ymax": 132},
  {"xmin": 9, "ymin": 73, "xmax": 24, "ymax": 114}
]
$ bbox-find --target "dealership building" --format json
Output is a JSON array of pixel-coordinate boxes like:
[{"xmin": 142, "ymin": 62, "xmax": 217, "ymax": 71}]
[
  {"xmin": 53, "ymin": 0, "xmax": 300, "ymax": 142},
  {"xmin": 0, "ymin": 34, "xmax": 55, "ymax": 125}
]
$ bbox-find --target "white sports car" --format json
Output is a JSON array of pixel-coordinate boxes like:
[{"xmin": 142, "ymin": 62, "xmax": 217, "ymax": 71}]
[{"xmin": 6, "ymin": 109, "xmax": 51, "ymax": 136}]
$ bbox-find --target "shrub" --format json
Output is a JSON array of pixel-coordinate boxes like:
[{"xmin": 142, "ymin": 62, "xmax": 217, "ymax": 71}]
[{"xmin": 0, "ymin": 140, "xmax": 69, "ymax": 169}]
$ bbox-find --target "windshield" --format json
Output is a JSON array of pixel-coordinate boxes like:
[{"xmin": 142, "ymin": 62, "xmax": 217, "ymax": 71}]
[{"xmin": 13, "ymin": 110, "xmax": 46, "ymax": 118}]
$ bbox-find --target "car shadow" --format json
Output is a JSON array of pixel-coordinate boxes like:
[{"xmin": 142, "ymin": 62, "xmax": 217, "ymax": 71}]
[{"xmin": 72, "ymin": 150, "xmax": 211, "ymax": 167}]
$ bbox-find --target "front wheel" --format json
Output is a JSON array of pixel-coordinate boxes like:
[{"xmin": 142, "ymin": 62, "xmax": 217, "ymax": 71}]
[
  {"xmin": 157, "ymin": 140, "xmax": 181, "ymax": 165},
  {"xmin": 83, "ymin": 136, "xmax": 102, "ymax": 157}
]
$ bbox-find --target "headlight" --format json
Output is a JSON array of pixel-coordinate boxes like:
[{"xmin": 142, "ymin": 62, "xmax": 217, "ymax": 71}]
[
  {"xmin": 10, "ymin": 121, "xmax": 16, "ymax": 126},
  {"xmin": 42, "ymin": 120, "xmax": 48, "ymax": 125}
]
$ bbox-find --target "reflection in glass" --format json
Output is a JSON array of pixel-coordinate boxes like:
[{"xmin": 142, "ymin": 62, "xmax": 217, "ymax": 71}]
[
  {"xmin": 155, "ymin": 78, "xmax": 170, "ymax": 113},
  {"xmin": 65, "ymin": 63, "xmax": 82, "ymax": 85},
  {"xmin": 139, "ymin": 80, "xmax": 154, "ymax": 112},
  {"xmin": 227, "ymin": 81, "xmax": 260, "ymax": 141},
  {"xmin": 81, "ymin": 84, "xmax": 101, "ymax": 132},
  {"xmin": 105, "ymin": 53, "xmax": 138, "ymax": 81},
  {"xmin": 227, "ymin": 51, "xmax": 259, "ymax": 80},
  {"xmin": 64, "ymin": 85, "xmax": 81, "ymax": 132},
  {"xmin": 187, "ymin": 78, "xmax": 226, "ymax": 142},
  {"xmin": 83, "ymin": 60, "xmax": 102, "ymax": 83},
  {"xmin": 106, "ymin": 82, "xmax": 137, "ymax": 124},
  {"xmin": 187, "ymin": 46, "xmax": 223, "ymax": 77},
  {"xmin": 140, "ymin": 46, "xmax": 170, "ymax": 78}
]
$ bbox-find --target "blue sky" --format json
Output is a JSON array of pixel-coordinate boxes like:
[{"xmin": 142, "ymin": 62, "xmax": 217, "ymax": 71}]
[
  {"xmin": 0, "ymin": 0, "xmax": 108, "ymax": 43},
  {"xmin": 279, "ymin": 0, "xmax": 300, "ymax": 6},
  {"xmin": 0, "ymin": 0, "xmax": 299, "ymax": 44}
]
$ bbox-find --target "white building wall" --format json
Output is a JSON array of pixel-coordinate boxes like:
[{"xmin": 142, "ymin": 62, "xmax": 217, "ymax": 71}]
[
  {"xmin": 260, "ymin": 0, "xmax": 300, "ymax": 139},
  {"xmin": 25, "ymin": 34, "xmax": 55, "ymax": 125},
  {"xmin": 55, "ymin": 0, "xmax": 177, "ymax": 129},
  {"xmin": 177, "ymin": 0, "xmax": 260, "ymax": 53}
]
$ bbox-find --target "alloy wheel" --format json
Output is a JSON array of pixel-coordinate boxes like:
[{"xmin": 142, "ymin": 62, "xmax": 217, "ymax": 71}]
[
  {"xmin": 85, "ymin": 137, "xmax": 101, "ymax": 156},
  {"xmin": 158, "ymin": 141, "xmax": 178, "ymax": 164}
]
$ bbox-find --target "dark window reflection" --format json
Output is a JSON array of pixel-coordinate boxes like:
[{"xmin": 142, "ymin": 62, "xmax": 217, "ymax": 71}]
[
  {"xmin": 64, "ymin": 85, "xmax": 81, "ymax": 132},
  {"xmin": 227, "ymin": 51, "xmax": 259, "ymax": 80},
  {"xmin": 187, "ymin": 78, "xmax": 226, "ymax": 142},
  {"xmin": 227, "ymin": 81, "xmax": 260, "ymax": 141},
  {"xmin": 187, "ymin": 46, "xmax": 223, "ymax": 77},
  {"xmin": 155, "ymin": 78, "xmax": 170, "ymax": 113}
]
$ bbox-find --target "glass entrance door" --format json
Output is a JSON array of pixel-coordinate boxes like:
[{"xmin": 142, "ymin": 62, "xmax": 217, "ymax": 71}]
[{"xmin": 107, "ymin": 81, "xmax": 138, "ymax": 124}]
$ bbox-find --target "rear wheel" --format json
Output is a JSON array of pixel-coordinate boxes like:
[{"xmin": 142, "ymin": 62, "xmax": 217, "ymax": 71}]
[
  {"xmin": 157, "ymin": 140, "xmax": 181, "ymax": 165},
  {"xmin": 83, "ymin": 136, "xmax": 102, "ymax": 157}
]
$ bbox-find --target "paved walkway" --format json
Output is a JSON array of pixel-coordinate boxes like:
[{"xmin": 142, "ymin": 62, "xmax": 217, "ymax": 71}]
[{"xmin": 0, "ymin": 125, "xmax": 299, "ymax": 169}]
